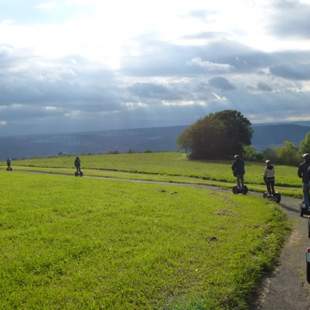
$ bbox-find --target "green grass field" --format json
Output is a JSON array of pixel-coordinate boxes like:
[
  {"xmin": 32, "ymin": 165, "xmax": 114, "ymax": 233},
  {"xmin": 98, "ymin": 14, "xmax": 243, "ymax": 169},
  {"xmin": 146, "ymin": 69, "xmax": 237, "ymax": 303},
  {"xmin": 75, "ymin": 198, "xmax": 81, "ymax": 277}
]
[
  {"xmin": 9, "ymin": 152, "xmax": 303, "ymax": 197},
  {"xmin": 0, "ymin": 172, "xmax": 288, "ymax": 309}
]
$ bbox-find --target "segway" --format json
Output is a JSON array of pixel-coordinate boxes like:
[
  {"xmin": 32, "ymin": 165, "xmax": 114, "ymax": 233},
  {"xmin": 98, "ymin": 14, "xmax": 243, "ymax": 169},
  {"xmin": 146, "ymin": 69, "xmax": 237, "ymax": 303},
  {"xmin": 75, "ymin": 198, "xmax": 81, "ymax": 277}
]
[
  {"xmin": 306, "ymin": 248, "xmax": 310, "ymax": 283},
  {"xmin": 74, "ymin": 169, "xmax": 83, "ymax": 177},
  {"xmin": 300, "ymin": 202, "xmax": 310, "ymax": 217},
  {"xmin": 6, "ymin": 167, "xmax": 13, "ymax": 172},
  {"xmin": 232, "ymin": 185, "xmax": 248, "ymax": 195},
  {"xmin": 300, "ymin": 202, "xmax": 310, "ymax": 238},
  {"xmin": 262, "ymin": 192, "xmax": 281, "ymax": 203}
]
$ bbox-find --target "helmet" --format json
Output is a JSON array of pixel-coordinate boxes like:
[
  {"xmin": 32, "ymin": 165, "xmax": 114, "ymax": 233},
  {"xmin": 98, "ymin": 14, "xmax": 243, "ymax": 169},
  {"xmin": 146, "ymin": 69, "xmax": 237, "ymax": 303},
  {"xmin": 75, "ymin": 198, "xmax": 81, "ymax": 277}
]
[
  {"xmin": 234, "ymin": 154, "xmax": 239, "ymax": 159},
  {"xmin": 303, "ymin": 153, "xmax": 310, "ymax": 160},
  {"xmin": 265, "ymin": 159, "xmax": 271, "ymax": 164}
]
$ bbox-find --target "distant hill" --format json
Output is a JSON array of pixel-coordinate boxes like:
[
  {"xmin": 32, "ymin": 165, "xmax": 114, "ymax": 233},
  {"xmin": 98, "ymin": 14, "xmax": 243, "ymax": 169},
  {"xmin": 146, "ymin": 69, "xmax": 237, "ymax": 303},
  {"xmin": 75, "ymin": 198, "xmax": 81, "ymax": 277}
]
[
  {"xmin": 0, "ymin": 123, "xmax": 309, "ymax": 160},
  {"xmin": 252, "ymin": 123, "xmax": 310, "ymax": 150}
]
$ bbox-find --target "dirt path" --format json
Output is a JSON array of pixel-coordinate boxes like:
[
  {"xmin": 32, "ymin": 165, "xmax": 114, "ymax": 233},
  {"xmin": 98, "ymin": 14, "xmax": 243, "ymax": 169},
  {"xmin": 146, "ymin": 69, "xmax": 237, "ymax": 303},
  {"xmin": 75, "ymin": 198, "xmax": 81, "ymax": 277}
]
[
  {"xmin": 252, "ymin": 196, "xmax": 310, "ymax": 310},
  {"xmin": 9, "ymin": 168, "xmax": 310, "ymax": 309}
]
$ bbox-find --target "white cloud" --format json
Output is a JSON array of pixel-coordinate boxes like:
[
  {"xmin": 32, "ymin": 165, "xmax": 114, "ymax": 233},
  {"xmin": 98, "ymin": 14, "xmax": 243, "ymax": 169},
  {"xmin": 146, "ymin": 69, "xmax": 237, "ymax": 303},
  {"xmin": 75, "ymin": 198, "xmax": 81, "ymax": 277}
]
[
  {"xmin": 190, "ymin": 58, "xmax": 233, "ymax": 73},
  {"xmin": 162, "ymin": 100, "xmax": 208, "ymax": 107}
]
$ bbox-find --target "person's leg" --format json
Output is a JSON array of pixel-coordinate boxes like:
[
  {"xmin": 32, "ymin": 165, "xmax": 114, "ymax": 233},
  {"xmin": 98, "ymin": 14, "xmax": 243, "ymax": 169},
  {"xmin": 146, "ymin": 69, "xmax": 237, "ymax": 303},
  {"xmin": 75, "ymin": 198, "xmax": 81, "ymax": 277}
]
[
  {"xmin": 303, "ymin": 183, "xmax": 310, "ymax": 208},
  {"xmin": 264, "ymin": 177, "xmax": 268, "ymax": 193},
  {"xmin": 240, "ymin": 175, "xmax": 244, "ymax": 188},
  {"xmin": 236, "ymin": 175, "xmax": 241, "ymax": 189},
  {"xmin": 271, "ymin": 179, "xmax": 275, "ymax": 195},
  {"xmin": 266, "ymin": 180, "xmax": 272, "ymax": 195}
]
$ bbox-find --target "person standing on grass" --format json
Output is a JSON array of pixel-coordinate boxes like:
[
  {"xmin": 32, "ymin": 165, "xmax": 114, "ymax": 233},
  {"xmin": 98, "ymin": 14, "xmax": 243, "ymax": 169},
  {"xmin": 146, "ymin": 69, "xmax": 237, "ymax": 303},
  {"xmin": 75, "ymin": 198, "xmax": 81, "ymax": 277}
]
[
  {"xmin": 74, "ymin": 156, "xmax": 81, "ymax": 174},
  {"xmin": 232, "ymin": 154, "xmax": 245, "ymax": 189},
  {"xmin": 298, "ymin": 153, "xmax": 310, "ymax": 210},
  {"xmin": 264, "ymin": 160, "xmax": 275, "ymax": 196},
  {"xmin": 6, "ymin": 158, "xmax": 12, "ymax": 170}
]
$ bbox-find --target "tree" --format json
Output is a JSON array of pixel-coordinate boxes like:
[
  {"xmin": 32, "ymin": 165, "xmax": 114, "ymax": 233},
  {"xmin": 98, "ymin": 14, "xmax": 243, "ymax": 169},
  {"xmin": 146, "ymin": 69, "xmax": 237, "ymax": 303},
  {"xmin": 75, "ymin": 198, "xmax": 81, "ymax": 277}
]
[
  {"xmin": 275, "ymin": 140, "xmax": 299, "ymax": 165},
  {"xmin": 243, "ymin": 145, "xmax": 263, "ymax": 161},
  {"xmin": 300, "ymin": 132, "xmax": 310, "ymax": 154},
  {"xmin": 178, "ymin": 110, "xmax": 253, "ymax": 160},
  {"xmin": 262, "ymin": 148, "xmax": 278, "ymax": 162}
]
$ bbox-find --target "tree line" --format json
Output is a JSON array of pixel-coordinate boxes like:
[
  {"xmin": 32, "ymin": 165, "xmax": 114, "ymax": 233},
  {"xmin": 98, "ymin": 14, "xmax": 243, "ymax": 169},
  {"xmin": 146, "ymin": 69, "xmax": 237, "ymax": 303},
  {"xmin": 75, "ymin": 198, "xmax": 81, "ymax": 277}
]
[
  {"xmin": 243, "ymin": 135, "xmax": 310, "ymax": 165},
  {"xmin": 178, "ymin": 110, "xmax": 310, "ymax": 165}
]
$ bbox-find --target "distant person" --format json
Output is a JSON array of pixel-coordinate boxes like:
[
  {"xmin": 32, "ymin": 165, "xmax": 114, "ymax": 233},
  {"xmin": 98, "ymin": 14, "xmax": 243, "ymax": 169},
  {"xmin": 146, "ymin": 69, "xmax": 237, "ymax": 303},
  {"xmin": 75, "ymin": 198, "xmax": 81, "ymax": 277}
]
[
  {"xmin": 74, "ymin": 156, "xmax": 81, "ymax": 174},
  {"xmin": 232, "ymin": 154, "xmax": 245, "ymax": 189},
  {"xmin": 264, "ymin": 160, "xmax": 275, "ymax": 196},
  {"xmin": 298, "ymin": 153, "xmax": 310, "ymax": 210},
  {"xmin": 6, "ymin": 158, "xmax": 12, "ymax": 171}
]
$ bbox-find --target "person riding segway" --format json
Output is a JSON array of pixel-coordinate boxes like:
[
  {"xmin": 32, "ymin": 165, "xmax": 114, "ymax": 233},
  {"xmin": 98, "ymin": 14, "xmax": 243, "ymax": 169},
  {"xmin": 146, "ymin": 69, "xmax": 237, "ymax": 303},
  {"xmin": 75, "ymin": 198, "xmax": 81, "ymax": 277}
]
[
  {"xmin": 74, "ymin": 156, "xmax": 83, "ymax": 177},
  {"xmin": 6, "ymin": 158, "xmax": 12, "ymax": 171},
  {"xmin": 298, "ymin": 153, "xmax": 310, "ymax": 216},
  {"xmin": 263, "ymin": 160, "xmax": 281, "ymax": 203},
  {"xmin": 232, "ymin": 154, "xmax": 248, "ymax": 194}
]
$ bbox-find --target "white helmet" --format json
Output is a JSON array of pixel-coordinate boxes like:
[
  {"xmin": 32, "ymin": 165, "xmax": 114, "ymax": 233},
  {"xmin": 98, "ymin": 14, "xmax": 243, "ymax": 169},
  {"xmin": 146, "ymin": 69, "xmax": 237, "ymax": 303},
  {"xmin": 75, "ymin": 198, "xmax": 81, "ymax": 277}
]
[
  {"xmin": 265, "ymin": 159, "xmax": 271, "ymax": 164},
  {"xmin": 303, "ymin": 153, "xmax": 310, "ymax": 159},
  {"xmin": 234, "ymin": 154, "xmax": 239, "ymax": 159}
]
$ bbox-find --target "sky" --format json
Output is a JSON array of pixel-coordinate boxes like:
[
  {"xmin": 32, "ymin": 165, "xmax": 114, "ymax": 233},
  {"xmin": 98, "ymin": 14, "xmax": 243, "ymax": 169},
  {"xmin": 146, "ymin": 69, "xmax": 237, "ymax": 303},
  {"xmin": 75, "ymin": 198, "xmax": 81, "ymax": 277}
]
[{"xmin": 1, "ymin": 0, "xmax": 310, "ymax": 135}]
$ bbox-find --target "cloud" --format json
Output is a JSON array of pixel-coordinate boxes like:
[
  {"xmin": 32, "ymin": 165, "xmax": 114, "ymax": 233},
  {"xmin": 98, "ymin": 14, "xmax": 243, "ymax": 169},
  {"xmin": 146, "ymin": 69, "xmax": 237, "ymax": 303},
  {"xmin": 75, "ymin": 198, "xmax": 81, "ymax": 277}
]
[
  {"xmin": 188, "ymin": 10, "xmax": 210, "ymax": 21},
  {"xmin": 270, "ymin": 0, "xmax": 310, "ymax": 38},
  {"xmin": 208, "ymin": 77, "xmax": 235, "ymax": 90},
  {"xmin": 189, "ymin": 58, "xmax": 234, "ymax": 73},
  {"xmin": 128, "ymin": 83, "xmax": 182, "ymax": 101},
  {"xmin": 257, "ymin": 82, "xmax": 273, "ymax": 92},
  {"xmin": 270, "ymin": 63, "xmax": 310, "ymax": 80},
  {"xmin": 183, "ymin": 32, "xmax": 228, "ymax": 40}
]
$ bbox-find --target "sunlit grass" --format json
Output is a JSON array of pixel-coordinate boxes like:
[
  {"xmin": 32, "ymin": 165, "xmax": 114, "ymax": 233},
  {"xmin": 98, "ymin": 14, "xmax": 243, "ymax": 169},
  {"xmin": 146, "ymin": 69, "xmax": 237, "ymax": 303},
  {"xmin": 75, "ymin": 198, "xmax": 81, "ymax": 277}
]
[{"xmin": 0, "ymin": 172, "xmax": 288, "ymax": 309}]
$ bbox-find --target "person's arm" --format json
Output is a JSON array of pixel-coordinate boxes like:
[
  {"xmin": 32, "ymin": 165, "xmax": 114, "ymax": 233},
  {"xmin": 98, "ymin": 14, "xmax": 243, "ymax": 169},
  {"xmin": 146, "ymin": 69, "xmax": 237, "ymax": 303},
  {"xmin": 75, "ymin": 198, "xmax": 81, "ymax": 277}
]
[
  {"xmin": 298, "ymin": 164, "xmax": 302, "ymax": 178},
  {"xmin": 263, "ymin": 168, "xmax": 267, "ymax": 178}
]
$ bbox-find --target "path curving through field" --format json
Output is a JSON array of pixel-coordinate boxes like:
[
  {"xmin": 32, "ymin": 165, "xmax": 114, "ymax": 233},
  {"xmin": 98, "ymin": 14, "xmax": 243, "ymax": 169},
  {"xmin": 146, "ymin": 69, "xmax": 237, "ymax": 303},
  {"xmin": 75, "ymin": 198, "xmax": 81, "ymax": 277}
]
[
  {"xmin": 252, "ymin": 196, "xmax": 310, "ymax": 310},
  {"xmin": 6, "ymin": 168, "xmax": 310, "ymax": 309}
]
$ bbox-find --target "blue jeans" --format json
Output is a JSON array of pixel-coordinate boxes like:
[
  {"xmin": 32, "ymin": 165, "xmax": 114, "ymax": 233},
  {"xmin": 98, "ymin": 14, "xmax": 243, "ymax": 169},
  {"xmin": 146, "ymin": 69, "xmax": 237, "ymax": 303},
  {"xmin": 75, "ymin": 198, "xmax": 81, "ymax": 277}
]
[
  {"xmin": 303, "ymin": 182, "xmax": 310, "ymax": 208},
  {"xmin": 236, "ymin": 175, "xmax": 244, "ymax": 189}
]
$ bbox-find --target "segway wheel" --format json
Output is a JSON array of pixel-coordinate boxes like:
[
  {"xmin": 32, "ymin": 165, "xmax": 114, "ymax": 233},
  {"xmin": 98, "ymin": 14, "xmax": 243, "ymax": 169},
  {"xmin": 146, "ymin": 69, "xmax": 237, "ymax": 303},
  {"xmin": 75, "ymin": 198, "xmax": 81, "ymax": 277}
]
[
  {"xmin": 242, "ymin": 185, "xmax": 248, "ymax": 195},
  {"xmin": 308, "ymin": 218, "xmax": 310, "ymax": 239},
  {"xmin": 307, "ymin": 261, "xmax": 310, "ymax": 283},
  {"xmin": 232, "ymin": 186, "xmax": 238, "ymax": 194},
  {"xmin": 274, "ymin": 193, "xmax": 281, "ymax": 204},
  {"xmin": 75, "ymin": 172, "xmax": 78, "ymax": 177},
  {"xmin": 301, "ymin": 206, "xmax": 304, "ymax": 217},
  {"xmin": 263, "ymin": 192, "xmax": 268, "ymax": 198},
  {"xmin": 80, "ymin": 171, "xmax": 83, "ymax": 177}
]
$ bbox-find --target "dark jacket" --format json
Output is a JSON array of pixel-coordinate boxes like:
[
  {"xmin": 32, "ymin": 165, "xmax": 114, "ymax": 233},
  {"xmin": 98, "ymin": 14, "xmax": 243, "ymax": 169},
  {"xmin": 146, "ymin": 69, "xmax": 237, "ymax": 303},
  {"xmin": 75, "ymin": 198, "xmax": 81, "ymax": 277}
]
[
  {"xmin": 74, "ymin": 158, "xmax": 81, "ymax": 168},
  {"xmin": 232, "ymin": 159, "xmax": 245, "ymax": 176},
  {"xmin": 298, "ymin": 160, "xmax": 310, "ymax": 183}
]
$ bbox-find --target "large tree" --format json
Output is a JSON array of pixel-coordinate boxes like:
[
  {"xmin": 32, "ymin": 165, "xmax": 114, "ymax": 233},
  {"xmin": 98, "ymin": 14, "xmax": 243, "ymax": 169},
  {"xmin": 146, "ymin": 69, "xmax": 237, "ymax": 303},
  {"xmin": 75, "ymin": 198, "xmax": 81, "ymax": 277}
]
[{"xmin": 178, "ymin": 110, "xmax": 253, "ymax": 159}]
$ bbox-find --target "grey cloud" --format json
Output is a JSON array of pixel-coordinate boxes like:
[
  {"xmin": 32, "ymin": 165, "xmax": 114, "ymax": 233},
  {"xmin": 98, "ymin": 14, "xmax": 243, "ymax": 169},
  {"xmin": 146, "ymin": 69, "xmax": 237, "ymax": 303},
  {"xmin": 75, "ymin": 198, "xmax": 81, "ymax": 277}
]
[
  {"xmin": 128, "ymin": 83, "xmax": 181, "ymax": 101},
  {"xmin": 209, "ymin": 77, "xmax": 235, "ymax": 90},
  {"xmin": 0, "ymin": 49, "xmax": 124, "ymax": 113},
  {"xmin": 270, "ymin": 64, "xmax": 310, "ymax": 80},
  {"xmin": 257, "ymin": 82, "xmax": 273, "ymax": 92},
  {"xmin": 121, "ymin": 39, "xmax": 275, "ymax": 77},
  {"xmin": 3, "ymin": 37, "xmax": 310, "ymax": 135},
  {"xmin": 270, "ymin": 1, "xmax": 310, "ymax": 38}
]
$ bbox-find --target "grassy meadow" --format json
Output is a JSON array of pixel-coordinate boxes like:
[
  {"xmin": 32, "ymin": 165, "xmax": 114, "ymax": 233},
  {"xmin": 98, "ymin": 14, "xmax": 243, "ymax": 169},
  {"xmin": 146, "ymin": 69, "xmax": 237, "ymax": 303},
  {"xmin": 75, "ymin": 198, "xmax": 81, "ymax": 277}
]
[
  {"xmin": 0, "ymin": 172, "xmax": 288, "ymax": 309},
  {"xmin": 9, "ymin": 152, "xmax": 303, "ymax": 197}
]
